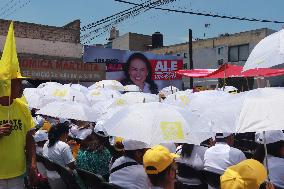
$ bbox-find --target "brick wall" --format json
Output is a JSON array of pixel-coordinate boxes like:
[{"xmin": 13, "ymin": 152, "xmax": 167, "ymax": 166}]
[
  {"xmin": 0, "ymin": 19, "xmax": 82, "ymax": 58},
  {"xmin": 0, "ymin": 19, "xmax": 80, "ymax": 43}
]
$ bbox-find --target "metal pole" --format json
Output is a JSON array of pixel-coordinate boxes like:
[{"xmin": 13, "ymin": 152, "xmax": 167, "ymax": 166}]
[
  {"xmin": 263, "ymin": 131, "xmax": 271, "ymax": 182},
  {"xmin": 189, "ymin": 29, "xmax": 193, "ymax": 89}
]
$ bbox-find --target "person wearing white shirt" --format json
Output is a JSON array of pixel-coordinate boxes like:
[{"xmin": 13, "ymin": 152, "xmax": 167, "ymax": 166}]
[
  {"xmin": 204, "ymin": 133, "xmax": 246, "ymax": 175},
  {"xmin": 34, "ymin": 130, "xmax": 48, "ymax": 177},
  {"xmin": 109, "ymin": 139, "xmax": 150, "ymax": 189},
  {"xmin": 177, "ymin": 144, "xmax": 208, "ymax": 187},
  {"xmin": 43, "ymin": 122, "xmax": 75, "ymax": 189},
  {"xmin": 254, "ymin": 130, "xmax": 284, "ymax": 188}
]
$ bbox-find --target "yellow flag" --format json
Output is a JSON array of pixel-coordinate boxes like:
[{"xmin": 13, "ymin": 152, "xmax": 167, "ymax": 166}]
[
  {"xmin": 0, "ymin": 22, "xmax": 23, "ymax": 80},
  {"xmin": 0, "ymin": 22, "xmax": 24, "ymax": 97}
]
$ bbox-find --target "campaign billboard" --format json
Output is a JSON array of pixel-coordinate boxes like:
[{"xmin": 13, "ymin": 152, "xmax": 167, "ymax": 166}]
[{"xmin": 83, "ymin": 46, "xmax": 183, "ymax": 92}]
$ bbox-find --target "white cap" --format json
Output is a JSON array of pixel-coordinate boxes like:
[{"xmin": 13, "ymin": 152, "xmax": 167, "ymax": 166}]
[
  {"xmin": 59, "ymin": 118, "xmax": 70, "ymax": 123},
  {"xmin": 34, "ymin": 130, "xmax": 48, "ymax": 143},
  {"xmin": 94, "ymin": 121, "xmax": 108, "ymax": 137},
  {"xmin": 255, "ymin": 130, "xmax": 284, "ymax": 144},
  {"xmin": 222, "ymin": 86, "xmax": 238, "ymax": 93},
  {"xmin": 122, "ymin": 139, "xmax": 150, "ymax": 151},
  {"xmin": 215, "ymin": 133, "xmax": 232, "ymax": 139},
  {"xmin": 34, "ymin": 115, "xmax": 45, "ymax": 129},
  {"xmin": 69, "ymin": 124, "xmax": 93, "ymax": 140}
]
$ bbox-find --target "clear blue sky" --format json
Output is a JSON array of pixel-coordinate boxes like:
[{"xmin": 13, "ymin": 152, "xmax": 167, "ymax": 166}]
[{"xmin": 1, "ymin": 0, "xmax": 283, "ymax": 45}]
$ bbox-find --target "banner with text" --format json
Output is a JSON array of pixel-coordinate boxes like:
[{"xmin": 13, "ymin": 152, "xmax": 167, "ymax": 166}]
[
  {"xmin": 19, "ymin": 57, "xmax": 105, "ymax": 81},
  {"xmin": 83, "ymin": 46, "xmax": 183, "ymax": 90}
]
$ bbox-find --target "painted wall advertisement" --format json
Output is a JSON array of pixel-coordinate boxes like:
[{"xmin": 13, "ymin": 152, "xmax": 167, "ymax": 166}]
[
  {"xmin": 83, "ymin": 46, "xmax": 183, "ymax": 90},
  {"xmin": 19, "ymin": 57, "xmax": 105, "ymax": 81}
]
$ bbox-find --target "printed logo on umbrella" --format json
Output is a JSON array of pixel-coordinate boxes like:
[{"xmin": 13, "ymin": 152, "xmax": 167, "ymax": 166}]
[{"xmin": 160, "ymin": 121, "xmax": 185, "ymax": 140}]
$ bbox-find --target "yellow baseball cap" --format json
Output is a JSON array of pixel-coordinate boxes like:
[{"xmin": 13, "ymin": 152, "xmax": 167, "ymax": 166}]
[
  {"xmin": 114, "ymin": 137, "xmax": 124, "ymax": 151},
  {"xmin": 221, "ymin": 159, "xmax": 267, "ymax": 189},
  {"xmin": 143, "ymin": 145, "xmax": 179, "ymax": 175}
]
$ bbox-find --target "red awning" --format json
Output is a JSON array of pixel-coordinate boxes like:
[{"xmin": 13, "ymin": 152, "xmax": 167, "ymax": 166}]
[{"xmin": 175, "ymin": 64, "xmax": 284, "ymax": 78}]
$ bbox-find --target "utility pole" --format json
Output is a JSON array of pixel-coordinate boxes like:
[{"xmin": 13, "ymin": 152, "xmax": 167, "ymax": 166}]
[{"xmin": 188, "ymin": 29, "xmax": 193, "ymax": 89}]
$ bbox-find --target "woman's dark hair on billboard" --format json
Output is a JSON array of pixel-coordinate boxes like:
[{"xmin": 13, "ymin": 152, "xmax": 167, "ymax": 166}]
[{"xmin": 121, "ymin": 52, "xmax": 158, "ymax": 94}]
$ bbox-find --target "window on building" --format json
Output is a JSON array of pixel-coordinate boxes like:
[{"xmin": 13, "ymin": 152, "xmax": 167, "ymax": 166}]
[
  {"xmin": 218, "ymin": 47, "xmax": 224, "ymax": 55},
  {"xmin": 239, "ymin": 45, "xmax": 249, "ymax": 61},
  {"xmin": 183, "ymin": 64, "xmax": 187, "ymax": 69},
  {"xmin": 228, "ymin": 44, "xmax": 249, "ymax": 62}
]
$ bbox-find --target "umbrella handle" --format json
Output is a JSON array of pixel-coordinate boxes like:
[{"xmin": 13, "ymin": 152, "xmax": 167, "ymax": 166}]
[{"xmin": 263, "ymin": 131, "xmax": 270, "ymax": 182}]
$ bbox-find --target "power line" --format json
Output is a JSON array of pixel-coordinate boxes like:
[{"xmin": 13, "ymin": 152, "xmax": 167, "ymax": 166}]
[
  {"xmin": 81, "ymin": 1, "xmax": 150, "ymax": 40},
  {"xmin": 0, "ymin": 0, "xmax": 31, "ymax": 19},
  {"xmin": 82, "ymin": 0, "xmax": 177, "ymax": 43},
  {"xmin": 3, "ymin": 0, "xmax": 31, "ymax": 18},
  {"xmin": 0, "ymin": 0, "xmax": 16, "ymax": 11},
  {"xmin": 0, "ymin": 0, "xmax": 19, "ymax": 17},
  {"xmin": 114, "ymin": 0, "xmax": 284, "ymax": 24},
  {"xmin": 81, "ymin": 0, "xmax": 153, "ymax": 32}
]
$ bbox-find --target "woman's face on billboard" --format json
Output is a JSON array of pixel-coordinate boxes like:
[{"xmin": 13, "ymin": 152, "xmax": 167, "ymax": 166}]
[{"xmin": 129, "ymin": 58, "xmax": 148, "ymax": 87}]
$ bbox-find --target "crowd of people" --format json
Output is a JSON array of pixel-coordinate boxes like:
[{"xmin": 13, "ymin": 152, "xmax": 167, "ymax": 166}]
[
  {"xmin": 23, "ymin": 116, "xmax": 284, "ymax": 189},
  {"xmin": 0, "ymin": 52, "xmax": 283, "ymax": 189}
]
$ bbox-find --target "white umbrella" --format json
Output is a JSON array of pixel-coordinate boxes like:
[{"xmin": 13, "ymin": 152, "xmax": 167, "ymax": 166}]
[
  {"xmin": 243, "ymin": 29, "xmax": 284, "ymax": 71},
  {"xmin": 159, "ymin": 86, "xmax": 179, "ymax": 97},
  {"xmin": 37, "ymin": 82, "xmax": 62, "ymax": 89},
  {"xmin": 88, "ymin": 80, "xmax": 124, "ymax": 91},
  {"xmin": 70, "ymin": 83, "xmax": 88, "ymax": 94},
  {"xmin": 39, "ymin": 84, "xmax": 63, "ymax": 97},
  {"xmin": 52, "ymin": 86, "xmax": 90, "ymax": 105},
  {"xmin": 102, "ymin": 102, "xmax": 211, "ymax": 145},
  {"xmin": 163, "ymin": 90, "xmax": 193, "ymax": 107},
  {"xmin": 236, "ymin": 87, "xmax": 284, "ymax": 133},
  {"xmin": 92, "ymin": 98, "xmax": 117, "ymax": 116},
  {"xmin": 173, "ymin": 90, "xmax": 237, "ymax": 133},
  {"xmin": 36, "ymin": 101, "xmax": 100, "ymax": 122},
  {"xmin": 87, "ymin": 88, "xmax": 121, "ymax": 105},
  {"xmin": 123, "ymin": 85, "xmax": 141, "ymax": 92},
  {"xmin": 24, "ymin": 89, "xmax": 59, "ymax": 109},
  {"xmin": 181, "ymin": 88, "xmax": 284, "ymax": 133},
  {"xmin": 108, "ymin": 92, "xmax": 159, "ymax": 109}
]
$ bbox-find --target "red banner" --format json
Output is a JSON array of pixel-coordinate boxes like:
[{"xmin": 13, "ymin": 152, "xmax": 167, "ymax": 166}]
[{"xmin": 151, "ymin": 60, "xmax": 183, "ymax": 80}]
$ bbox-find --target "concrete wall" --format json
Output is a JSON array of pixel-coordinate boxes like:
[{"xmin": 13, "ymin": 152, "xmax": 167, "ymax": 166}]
[
  {"xmin": 112, "ymin": 33, "xmax": 130, "ymax": 50},
  {"xmin": 129, "ymin": 33, "xmax": 152, "ymax": 51},
  {"xmin": 0, "ymin": 19, "xmax": 82, "ymax": 59},
  {"xmin": 112, "ymin": 32, "xmax": 152, "ymax": 51},
  {"xmin": 0, "ymin": 36, "xmax": 82, "ymax": 58}
]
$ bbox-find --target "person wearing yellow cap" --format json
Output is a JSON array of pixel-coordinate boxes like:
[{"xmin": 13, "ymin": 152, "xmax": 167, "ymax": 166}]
[
  {"xmin": 220, "ymin": 159, "xmax": 267, "ymax": 189},
  {"xmin": 143, "ymin": 145, "xmax": 179, "ymax": 189},
  {"xmin": 109, "ymin": 139, "xmax": 150, "ymax": 189},
  {"xmin": 0, "ymin": 79, "xmax": 38, "ymax": 189}
]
